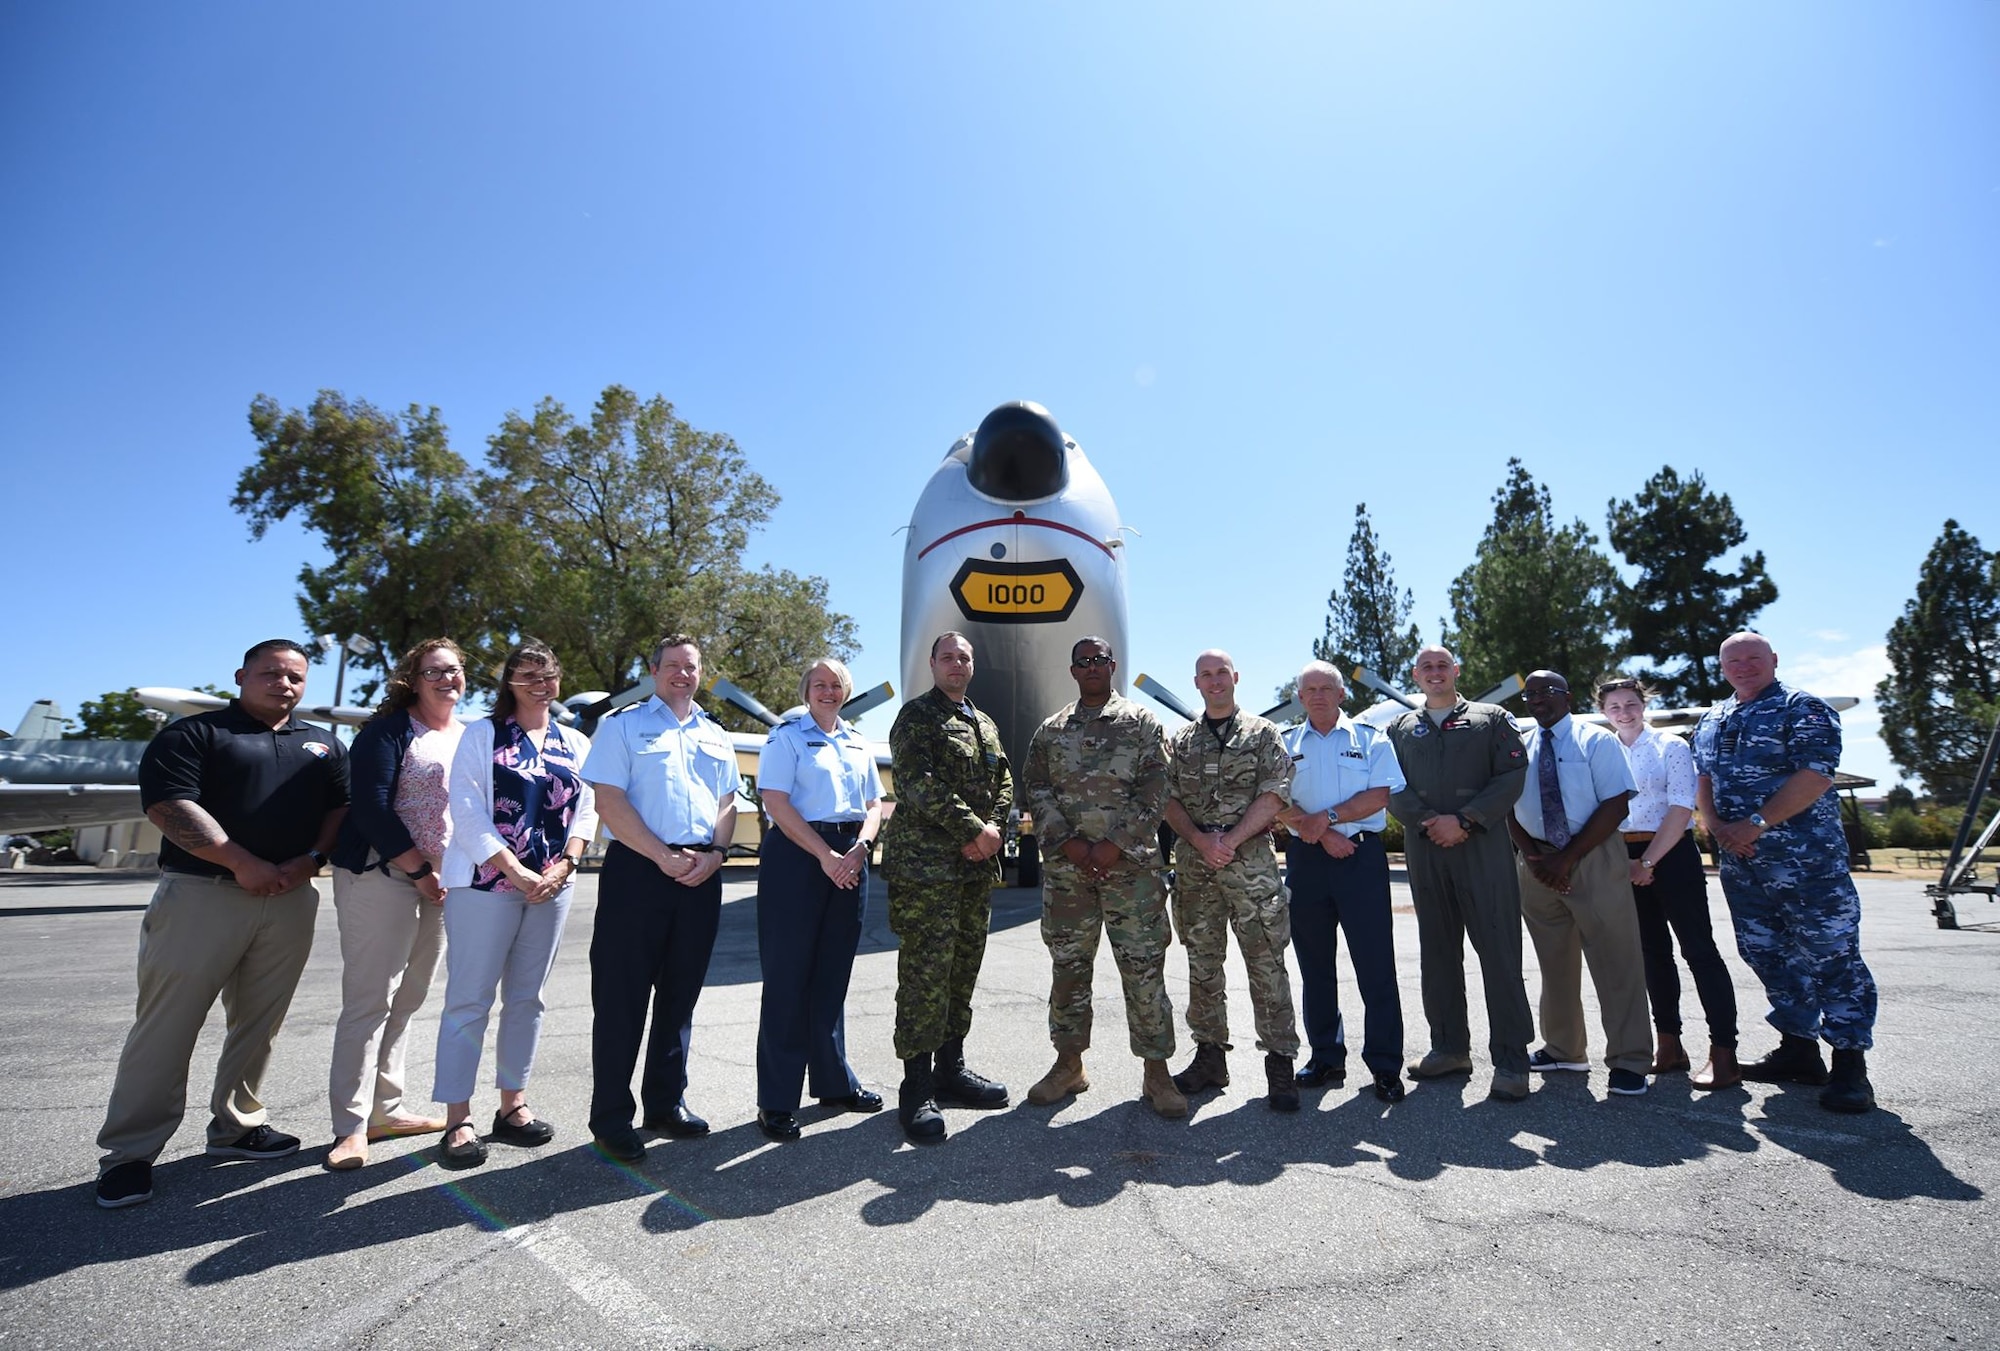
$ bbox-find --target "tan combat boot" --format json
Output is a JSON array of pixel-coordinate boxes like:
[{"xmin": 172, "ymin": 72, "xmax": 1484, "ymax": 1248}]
[
  {"xmin": 1142, "ymin": 1059, "xmax": 1187, "ymax": 1118},
  {"xmin": 1026, "ymin": 1050, "xmax": 1089, "ymax": 1105}
]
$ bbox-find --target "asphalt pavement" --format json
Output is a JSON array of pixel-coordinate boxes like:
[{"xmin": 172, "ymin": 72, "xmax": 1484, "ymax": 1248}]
[{"xmin": 1, "ymin": 863, "xmax": 1995, "ymax": 1349}]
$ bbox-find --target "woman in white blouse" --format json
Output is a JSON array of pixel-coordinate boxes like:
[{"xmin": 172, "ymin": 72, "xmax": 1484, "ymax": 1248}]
[
  {"xmin": 435, "ymin": 641, "xmax": 598, "ymax": 1166},
  {"xmin": 1597, "ymin": 677, "xmax": 1741, "ymax": 1090}
]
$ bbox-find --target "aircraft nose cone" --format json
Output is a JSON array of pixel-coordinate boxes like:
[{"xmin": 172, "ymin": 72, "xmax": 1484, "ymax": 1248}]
[{"xmin": 967, "ymin": 401, "xmax": 1070, "ymax": 501}]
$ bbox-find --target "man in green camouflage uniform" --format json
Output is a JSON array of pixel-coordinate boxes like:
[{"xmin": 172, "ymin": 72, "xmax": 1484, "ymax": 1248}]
[
  {"xmin": 1022, "ymin": 637, "xmax": 1185, "ymax": 1118},
  {"xmin": 883, "ymin": 631, "xmax": 1014, "ymax": 1143},
  {"xmin": 1163, "ymin": 648, "xmax": 1303, "ymax": 1112}
]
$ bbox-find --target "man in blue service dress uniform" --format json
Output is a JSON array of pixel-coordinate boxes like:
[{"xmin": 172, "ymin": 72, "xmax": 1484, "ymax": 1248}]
[
  {"xmin": 581, "ymin": 634, "xmax": 742, "ymax": 1162},
  {"xmin": 1693, "ymin": 631, "xmax": 1877, "ymax": 1114},
  {"xmin": 1275, "ymin": 662, "xmax": 1409, "ymax": 1104}
]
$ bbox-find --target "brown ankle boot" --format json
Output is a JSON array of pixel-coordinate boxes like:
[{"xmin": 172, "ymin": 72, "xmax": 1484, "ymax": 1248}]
[
  {"xmin": 1142, "ymin": 1059, "xmax": 1187, "ymax": 1118},
  {"xmin": 1691, "ymin": 1044, "xmax": 1743, "ymax": 1091},
  {"xmin": 1651, "ymin": 1032, "xmax": 1691, "ymax": 1076},
  {"xmin": 1026, "ymin": 1050, "xmax": 1089, "ymax": 1105}
]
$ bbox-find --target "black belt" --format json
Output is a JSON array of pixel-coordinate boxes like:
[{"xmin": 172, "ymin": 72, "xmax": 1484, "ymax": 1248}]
[{"xmin": 808, "ymin": 820, "xmax": 863, "ymax": 843}]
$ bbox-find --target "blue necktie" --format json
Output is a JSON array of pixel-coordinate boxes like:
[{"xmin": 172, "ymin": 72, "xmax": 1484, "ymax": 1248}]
[{"xmin": 1538, "ymin": 728, "xmax": 1571, "ymax": 848}]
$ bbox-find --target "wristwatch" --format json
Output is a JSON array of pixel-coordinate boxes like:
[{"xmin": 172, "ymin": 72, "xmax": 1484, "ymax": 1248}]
[
  {"xmin": 405, "ymin": 860, "xmax": 434, "ymax": 880},
  {"xmin": 1748, "ymin": 812, "xmax": 1769, "ymax": 832},
  {"xmin": 308, "ymin": 849, "xmax": 329, "ymax": 868},
  {"xmin": 1637, "ymin": 857, "xmax": 1656, "ymax": 872}
]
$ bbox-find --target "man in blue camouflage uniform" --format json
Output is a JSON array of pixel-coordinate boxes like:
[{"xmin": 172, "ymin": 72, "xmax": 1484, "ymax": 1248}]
[
  {"xmin": 882, "ymin": 632, "xmax": 1014, "ymax": 1143},
  {"xmin": 1693, "ymin": 631, "xmax": 1877, "ymax": 1113}
]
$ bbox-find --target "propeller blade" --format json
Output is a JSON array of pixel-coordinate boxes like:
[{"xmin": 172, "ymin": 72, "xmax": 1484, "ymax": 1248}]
[
  {"xmin": 841, "ymin": 682, "xmax": 894, "ymax": 721},
  {"xmin": 1260, "ymin": 696, "xmax": 1304, "ymax": 725},
  {"xmin": 1475, "ymin": 674, "xmax": 1525, "ymax": 705},
  {"xmin": 1133, "ymin": 673, "xmax": 1197, "ymax": 722},
  {"xmin": 1349, "ymin": 667, "xmax": 1419, "ymax": 710},
  {"xmin": 707, "ymin": 676, "xmax": 782, "ymax": 728}
]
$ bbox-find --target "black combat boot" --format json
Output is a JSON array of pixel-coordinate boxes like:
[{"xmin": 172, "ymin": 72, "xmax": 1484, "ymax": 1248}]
[
  {"xmin": 1264, "ymin": 1053, "xmax": 1301, "ymax": 1112},
  {"xmin": 1819, "ymin": 1048, "xmax": 1876, "ymax": 1114},
  {"xmin": 1171, "ymin": 1042, "xmax": 1230, "ymax": 1096},
  {"xmin": 1739, "ymin": 1033, "xmax": 1830, "ymax": 1086},
  {"xmin": 932, "ymin": 1037, "xmax": 1009, "ymax": 1108},
  {"xmin": 898, "ymin": 1054, "xmax": 946, "ymax": 1143}
]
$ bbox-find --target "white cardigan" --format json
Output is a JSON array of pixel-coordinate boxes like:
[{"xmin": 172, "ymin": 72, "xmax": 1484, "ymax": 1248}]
[{"xmin": 443, "ymin": 717, "xmax": 599, "ymax": 888}]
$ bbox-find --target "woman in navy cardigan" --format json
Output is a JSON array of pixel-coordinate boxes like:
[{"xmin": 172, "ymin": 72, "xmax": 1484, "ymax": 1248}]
[{"xmin": 324, "ymin": 639, "xmax": 468, "ymax": 1169}]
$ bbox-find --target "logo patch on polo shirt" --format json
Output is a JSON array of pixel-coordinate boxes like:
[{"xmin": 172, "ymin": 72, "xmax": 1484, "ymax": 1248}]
[{"xmin": 303, "ymin": 742, "xmax": 332, "ymax": 758}]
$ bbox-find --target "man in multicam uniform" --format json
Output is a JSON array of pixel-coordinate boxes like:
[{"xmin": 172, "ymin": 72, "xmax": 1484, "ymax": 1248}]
[
  {"xmin": 1693, "ymin": 631, "xmax": 1877, "ymax": 1114},
  {"xmin": 1022, "ymin": 636, "xmax": 1185, "ymax": 1118},
  {"xmin": 882, "ymin": 631, "xmax": 1014, "ymax": 1143},
  {"xmin": 1163, "ymin": 648, "xmax": 1303, "ymax": 1112}
]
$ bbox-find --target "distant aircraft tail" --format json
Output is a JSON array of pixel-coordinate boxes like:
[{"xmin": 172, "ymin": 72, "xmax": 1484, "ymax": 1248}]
[{"xmin": 9, "ymin": 700, "xmax": 66, "ymax": 740}]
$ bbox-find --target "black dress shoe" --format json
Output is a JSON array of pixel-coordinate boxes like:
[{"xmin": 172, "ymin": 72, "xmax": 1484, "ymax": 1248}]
[
  {"xmin": 592, "ymin": 1125, "xmax": 646, "ymax": 1163},
  {"xmin": 440, "ymin": 1124, "xmax": 488, "ymax": 1168},
  {"xmin": 643, "ymin": 1104, "xmax": 710, "ymax": 1138},
  {"xmin": 491, "ymin": 1105, "xmax": 555, "ymax": 1147},
  {"xmin": 757, "ymin": 1110, "xmax": 801, "ymax": 1141},
  {"xmin": 817, "ymin": 1089, "xmax": 885, "ymax": 1114},
  {"xmin": 1295, "ymin": 1061, "xmax": 1347, "ymax": 1089},
  {"xmin": 1373, "ymin": 1071, "xmax": 1407, "ymax": 1103}
]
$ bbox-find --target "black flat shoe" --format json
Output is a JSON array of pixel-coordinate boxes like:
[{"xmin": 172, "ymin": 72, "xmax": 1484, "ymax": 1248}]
[
  {"xmin": 1295, "ymin": 1062, "xmax": 1346, "ymax": 1089},
  {"xmin": 757, "ymin": 1110, "xmax": 801, "ymax": 1141},
  {"xmin": 1373, "ymin": 1071, "xmax": 1407, "ymax": 1104},
  {"xmin": 643, "ymin": 1103, "xmax": 710, "ymax": 1138},
  {"xmin": 440, "ymin": 1124, "xmax": 488, "ymax": 1168},
  {"xmin": 817, "ymin": 1089, "xmax": 885, "ymax": 1114},
  {"xmin": 491, "ymin": 1105, "xmax": 555, "ymax": 1147}
]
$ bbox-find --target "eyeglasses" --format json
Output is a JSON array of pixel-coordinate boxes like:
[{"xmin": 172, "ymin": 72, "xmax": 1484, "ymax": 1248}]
[
  {"xmin": 510, "ymin": 673, "xmax": 561, "ymax": 688},
  {"xmin": 1071, "ymin": 655, "xmax": 1113, "ymax": 668},
  {"xmin": 419, "ymin": 666, "xmax": 465, "ymax": 682}
]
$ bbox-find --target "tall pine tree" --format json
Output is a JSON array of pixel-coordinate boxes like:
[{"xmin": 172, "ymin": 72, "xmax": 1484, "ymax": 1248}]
[
  {"xmin": 1314, "ymin": 504, "xmax": 1421, "ymax": 706},
  {"xmin": 1606, "ymin": 467, "xmax": 1778, "ymax": 704},
  {"xmin": 1445, "ymin": 459, "xmax": 1622, "ymax": 700},
  {"xmin": 1876, "ymin": 520, "xmax": 2000, "ymax": 799}
]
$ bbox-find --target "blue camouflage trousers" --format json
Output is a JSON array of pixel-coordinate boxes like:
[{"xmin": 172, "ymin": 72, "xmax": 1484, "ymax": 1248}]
[{"xmin": 1718, "ymin": 850, "xmax": 1877, "ymax": 1050}]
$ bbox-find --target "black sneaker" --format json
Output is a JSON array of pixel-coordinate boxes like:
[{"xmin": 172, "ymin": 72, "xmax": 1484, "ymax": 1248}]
[
  {"xmin": 1607, "ymin": 1068, "xmax": 1649, "ymax": 1096},
  {"xmin": 206, "ymin": 1125, "xmax": 301, "ymax": 1160},
  {"xmin": 95, "ymin": 1160, "xmax": 153, "ymax": 1209}
]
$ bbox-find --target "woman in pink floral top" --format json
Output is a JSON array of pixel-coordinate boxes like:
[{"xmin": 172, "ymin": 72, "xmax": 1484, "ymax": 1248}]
[{"xmin": 434, "ymin": 641, "xmax": 597, "ymax": 1167}]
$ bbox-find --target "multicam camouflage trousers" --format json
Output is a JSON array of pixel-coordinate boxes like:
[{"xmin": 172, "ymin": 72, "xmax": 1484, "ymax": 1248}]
[
  {"xmin": 1719, "ymin": 846, "xmax": 1877, "ymax": 1050},
  {"xmin": 1041, "ymin": 859, "xmax": 1175, "ymax": 1061},
  {"xmin": 1170, "ymin": 840, "xmax": 1300, "ymax": 1057},
  {"xmin": 888, "ymin": 867, "xmax": 993, "ymax": 1062}
]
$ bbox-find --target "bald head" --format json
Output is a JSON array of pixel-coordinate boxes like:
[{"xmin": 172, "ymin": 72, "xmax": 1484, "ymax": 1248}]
[
  {"xmin": 1193, "ymin": 648, "xmax": 1240, "ymax": 717},
  {"xmin": 1411, "ymin": 645, "xmax": 1462, "ymax": 709},
  {"xmin": 1719, "ymin": 631, "xmax": 1777, "ymax": 701}
]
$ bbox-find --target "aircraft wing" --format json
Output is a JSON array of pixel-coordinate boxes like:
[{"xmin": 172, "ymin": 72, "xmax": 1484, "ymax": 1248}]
[{"xmin": 0, "ymin": 784, "xmax": 145, "ymax": 833}]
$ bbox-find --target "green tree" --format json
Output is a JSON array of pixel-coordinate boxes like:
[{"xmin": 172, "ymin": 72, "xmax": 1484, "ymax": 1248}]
[
  {"xmin": 1606, "ymin": 467, "xmax": 1778, "ymax": 704},
  {"xmin": 1313, "ymin": 503, "xmax": 1421, "ymax": 707},
  {"xmin": 1876, "ymin": 520, "xmax": 2000, "ymax": 799},
  {"xmin": 482, "ymin": 386, "xmax": 855, "ymax": 721},
  {"xmin": 1444, "ymin": 459, "xmax": 1622, "ymax": 700},
  {"xmin": 233, "ymin": 392, "xmax": 513, "ymax": 696},
  {"xmin": 62, "ymin": 689, "xmax": 164, "ymax": 741}
]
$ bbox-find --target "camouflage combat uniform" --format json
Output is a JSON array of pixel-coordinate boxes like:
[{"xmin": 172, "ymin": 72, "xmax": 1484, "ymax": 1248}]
[
  {"xmin": 883, "ymin": 687, "xmax": 1014, "ymax": 1061},
  {"xmin": 1024, "ymin": 693, "xmax": 1175, "ymax": 1061},
  {"xmin": 1166, "ymin": 711, "xmax": 1300, "ymax": 1057},
  {"xmin": 1692, "ymin": 682, "xmax": 1876, "ymax": 1049}
]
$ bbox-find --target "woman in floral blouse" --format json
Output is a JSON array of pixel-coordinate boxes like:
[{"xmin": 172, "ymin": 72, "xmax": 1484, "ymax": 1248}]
[{"xmin": 434, "ymin": 641, "xmax": 598, "ymax": 1167}]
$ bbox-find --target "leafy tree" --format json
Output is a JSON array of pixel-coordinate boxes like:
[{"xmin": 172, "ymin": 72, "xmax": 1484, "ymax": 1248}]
[
  {"xmin": 1444, "ymin": 459, "xmax": 1623, "ymax": 700},
  {"xmin": 1312, "ymin": 503, "xmax": 1421, "ymax": 707},
  {"xmin": 61, "ymin": 689, "xmax": 164, "ymax": 741},
  {"xmin": 1876, "ymin": 520, "xmax": 2000, "ymax": 799},
  {"xmin": 233, "ymin": 392, "xmax": 513, "ymax": 695},
  {"xmin": 482, "ymin": 386, "xmax": 854, "ymax": 722},
  {"xmin": 1606, "ymin": 467, "xmax": 1778, "ymax": 704},
  {"xmin": 235, "ymin": 385, "xmax": 858, "ymax": 730}
]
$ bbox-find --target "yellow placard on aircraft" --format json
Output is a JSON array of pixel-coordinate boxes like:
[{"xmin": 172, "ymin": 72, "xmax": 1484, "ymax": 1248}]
[{"xmin": 949, "ymin": 558, "xmax": 1083, "ymax": 624}]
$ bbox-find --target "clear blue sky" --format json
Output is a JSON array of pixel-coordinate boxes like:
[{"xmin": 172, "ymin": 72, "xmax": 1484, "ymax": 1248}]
[{"xmin": 4, "ymin": 3, "xmax": 1995, "ymax": 792}]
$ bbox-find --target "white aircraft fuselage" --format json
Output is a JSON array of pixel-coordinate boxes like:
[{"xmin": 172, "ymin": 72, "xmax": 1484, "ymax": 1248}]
[{"xmin": 900, "ymin": 402, "xmax": 1132, "ymax": 776}]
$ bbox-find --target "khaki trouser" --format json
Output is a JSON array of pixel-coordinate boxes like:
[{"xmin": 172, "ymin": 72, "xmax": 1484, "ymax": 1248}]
[
  {"xmin": 329, "ymin": 865, "xmax": 445, "ymax": 1136},
  {"xmin": 97, "ymin": 871, "xmax": 320, "ymax": 1169},
  {"xmin": 1517, "ymin": 833, "xmax": 1653, "ymax": 1073}
]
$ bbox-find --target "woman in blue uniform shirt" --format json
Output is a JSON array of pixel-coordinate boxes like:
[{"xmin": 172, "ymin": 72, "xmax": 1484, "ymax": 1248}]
[{"xmin": 752, "ymin": 658, "xmax": 885, "ymax": 1140}]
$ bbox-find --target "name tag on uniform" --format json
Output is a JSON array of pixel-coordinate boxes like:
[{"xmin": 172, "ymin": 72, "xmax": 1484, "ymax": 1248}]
[
  {"xmin": 1341, "ymin": 750, "xmax": 1364, "ymax": 760},
  {"xmin": 1442, "ymin": 718, "xmax": 1471, "ymax": 731},
  {"xmin": 806, "ymin": 740, "xmax": 828, "ymax": 747},
  {"xmin": 1289, "ymin": 753, "xmax": 1305, "ymax": 762}
]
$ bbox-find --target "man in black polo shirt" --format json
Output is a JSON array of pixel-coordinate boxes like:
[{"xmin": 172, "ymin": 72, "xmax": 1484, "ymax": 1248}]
[{"xmin": 95, "ymin": 639, "xmax": 349, "ymax": 1209}]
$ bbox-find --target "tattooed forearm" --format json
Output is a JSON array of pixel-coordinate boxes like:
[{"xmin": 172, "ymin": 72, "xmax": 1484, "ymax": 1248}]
[{"xmin": 148, "ymin": 800, "xmax": 229, "ymax": 854}]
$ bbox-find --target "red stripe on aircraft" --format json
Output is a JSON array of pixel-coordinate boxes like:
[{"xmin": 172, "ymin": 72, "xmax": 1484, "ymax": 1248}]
[{"xmin": 917, "ymin": 511, "xmax": 1114, "ymax": 560}]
